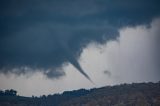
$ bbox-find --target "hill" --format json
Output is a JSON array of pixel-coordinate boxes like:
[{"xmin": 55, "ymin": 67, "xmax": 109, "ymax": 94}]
[{"xmin": 0, "ymin": 81, "xmax": 160, "ymax": 106}]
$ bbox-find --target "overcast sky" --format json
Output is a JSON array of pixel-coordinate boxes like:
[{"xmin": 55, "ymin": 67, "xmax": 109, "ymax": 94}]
[{"xmin": 0, "ymin": 0, "xmax": 160, "ymax": 96}]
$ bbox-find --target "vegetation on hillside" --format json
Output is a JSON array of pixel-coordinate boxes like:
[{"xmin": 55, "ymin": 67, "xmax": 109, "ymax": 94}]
[{"xmin": 0, "ymin": 81, "xmax": 160, "ymax": 106}]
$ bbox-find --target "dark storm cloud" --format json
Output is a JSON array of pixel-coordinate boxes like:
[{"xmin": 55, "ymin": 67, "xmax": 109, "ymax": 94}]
[{"xmin": 0, "ymin": 0, "xmax": 160, "ymax": 79}]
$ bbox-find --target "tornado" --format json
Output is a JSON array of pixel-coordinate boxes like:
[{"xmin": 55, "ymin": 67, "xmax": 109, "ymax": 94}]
[
  {"xmin": 64, "ymin": 45, "xmax": 94, "ymax": 84},
  {"xmin": 53, "ymin": 34, "xmax": 94, "ymax": 84},
  {"xmin": 67, "ymin": 51, "xmax": 94, "ymax": 84}
]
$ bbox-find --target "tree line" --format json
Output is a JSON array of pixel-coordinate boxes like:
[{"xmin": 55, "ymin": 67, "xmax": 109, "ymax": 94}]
[{"xmin": 0, "ymin": 89, "xmax": 17, "ymax": 96}]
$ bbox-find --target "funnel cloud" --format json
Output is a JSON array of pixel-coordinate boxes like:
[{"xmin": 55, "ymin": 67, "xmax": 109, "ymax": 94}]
[{"xmin": 54, "ymin": 34, "xmax": 93, "ymax": 82}]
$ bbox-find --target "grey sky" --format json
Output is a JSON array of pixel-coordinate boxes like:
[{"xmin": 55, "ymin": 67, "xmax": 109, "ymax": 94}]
[{"xmin": 0, "ymin": 0, "xmax": 160, "ymax": 79}]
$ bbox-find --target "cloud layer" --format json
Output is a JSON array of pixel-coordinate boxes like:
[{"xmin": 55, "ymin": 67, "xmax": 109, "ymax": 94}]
[
  {"xmin": 0, "ymin": 0, "xmax": 160, "ymax": 79},
  {"xmin": 80, "ymin": 17, "xmax": 160, "ymax": 84}
]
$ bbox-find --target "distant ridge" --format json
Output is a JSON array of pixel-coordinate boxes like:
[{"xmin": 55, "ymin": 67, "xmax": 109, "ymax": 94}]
[{"xmin": 0, "ymin": 81, "xmax": 160, "ymax": 106}]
